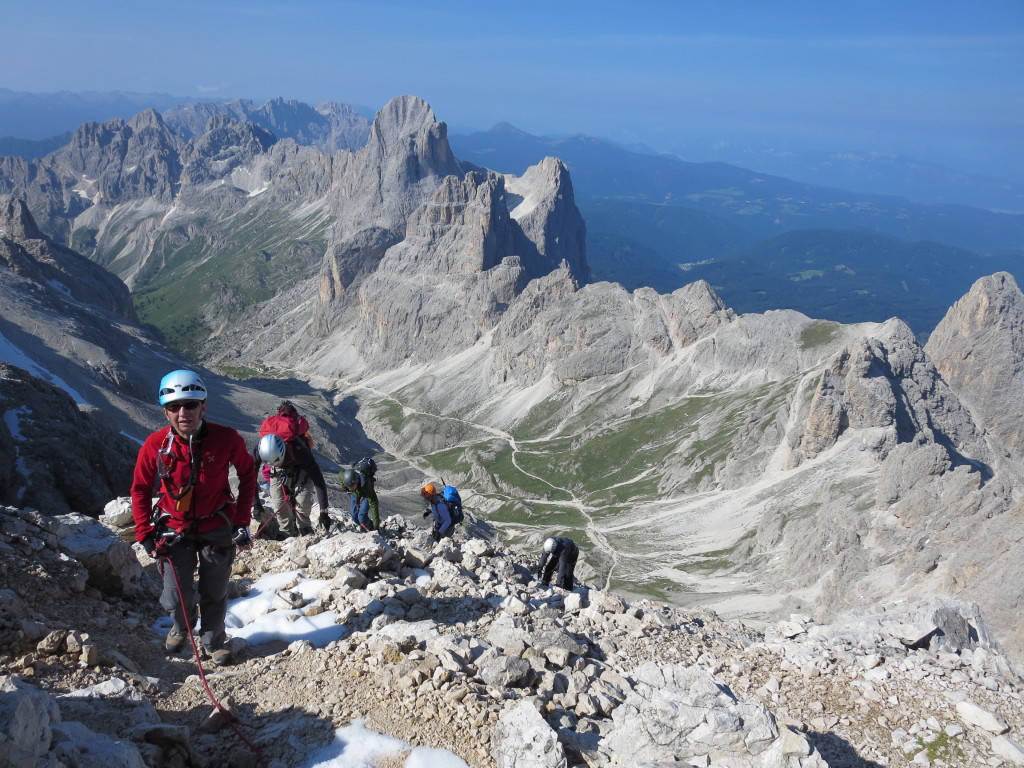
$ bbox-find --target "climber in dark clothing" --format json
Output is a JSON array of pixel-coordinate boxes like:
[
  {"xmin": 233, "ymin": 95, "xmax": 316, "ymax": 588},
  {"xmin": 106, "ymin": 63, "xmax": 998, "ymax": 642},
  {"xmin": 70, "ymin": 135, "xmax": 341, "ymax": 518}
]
[{"xmin": 537, "ymin": 536, "xmax": 579, "ymax": 590}]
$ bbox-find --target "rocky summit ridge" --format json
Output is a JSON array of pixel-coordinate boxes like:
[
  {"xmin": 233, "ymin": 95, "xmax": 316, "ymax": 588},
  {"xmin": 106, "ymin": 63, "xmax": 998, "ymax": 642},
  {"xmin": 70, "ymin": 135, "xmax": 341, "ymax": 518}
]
[{"xmin": 1, "ymin": 502, "xmax": 1023, "ymax": 768}]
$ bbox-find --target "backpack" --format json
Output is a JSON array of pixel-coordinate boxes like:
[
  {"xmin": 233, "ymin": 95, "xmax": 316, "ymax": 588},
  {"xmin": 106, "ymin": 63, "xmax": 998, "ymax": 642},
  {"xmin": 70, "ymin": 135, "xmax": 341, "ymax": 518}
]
[
  {"xmin": 259, "ymin": 403, "xmax": 313, "ymax": 449},
  {"xmin": 442, "ymin": 485, "xmax": 464, "ymax": 524},
  {"xmin": 353, "ymin": 456, "xmax": 377, "ymax": 478}
]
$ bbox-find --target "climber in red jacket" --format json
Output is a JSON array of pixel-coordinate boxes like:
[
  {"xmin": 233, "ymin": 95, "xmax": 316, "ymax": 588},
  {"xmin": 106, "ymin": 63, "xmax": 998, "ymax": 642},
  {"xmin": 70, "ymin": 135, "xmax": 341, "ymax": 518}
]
[{"xmin": 130, "ymin": 369, "xmax": 255, "ymax": 666}]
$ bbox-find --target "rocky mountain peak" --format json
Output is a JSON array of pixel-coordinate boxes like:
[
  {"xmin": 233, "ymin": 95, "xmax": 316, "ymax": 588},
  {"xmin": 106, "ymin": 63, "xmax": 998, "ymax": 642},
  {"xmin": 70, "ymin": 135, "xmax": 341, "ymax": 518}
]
[
  {"xmin": 314, "ymin": 97, "xmax": 470, "ymax": 331},
  {"xmin": 505, "ymin": 156, "xmax": 588, "ymax": 284},
  {"xmin": 371, "ymin": 94, "xmax": 443, "ymax": 142},
  {"xmin": 0, "ymin": 195, "xmax": 43, "ymax": 241},
  {"xmin": 178, "ymin": 116, "xmax": 277, "ymax": 189},
  {"xmin": 0, "ymin": 196, "xmax": 137, "ymax": 321},
  {"xmin": 926, "ymin": 271, "xmax": 1024, "ymax": 454},
  {"xmin": 125, "ymin": 107, "xmax": 165, "ymax": 131},
  {"xmin": 53, "ymin": 108, "xmax": 184, "ymax": 205},
  {"xmin": 358, "ymin": 95, "xmax": 464, "ymax": 201},
  {"xmin": 787, "ymin": 317, "xmax": 986, "ymax": 468}
]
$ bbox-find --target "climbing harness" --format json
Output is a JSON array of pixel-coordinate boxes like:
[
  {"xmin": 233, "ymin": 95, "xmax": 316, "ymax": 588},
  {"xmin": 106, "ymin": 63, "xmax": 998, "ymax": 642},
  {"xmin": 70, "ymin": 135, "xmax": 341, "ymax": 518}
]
[{"xmin": 156, "ymin": 429, "xmax": 204, "ymax": 513}]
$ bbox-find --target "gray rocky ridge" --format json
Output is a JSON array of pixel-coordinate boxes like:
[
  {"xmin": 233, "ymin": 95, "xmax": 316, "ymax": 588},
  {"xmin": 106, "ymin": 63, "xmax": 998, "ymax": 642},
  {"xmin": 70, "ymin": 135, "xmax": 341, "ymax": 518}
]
[{"xmin": 1, "ymin": 503, "xmax": 1023, "ymax": 768}]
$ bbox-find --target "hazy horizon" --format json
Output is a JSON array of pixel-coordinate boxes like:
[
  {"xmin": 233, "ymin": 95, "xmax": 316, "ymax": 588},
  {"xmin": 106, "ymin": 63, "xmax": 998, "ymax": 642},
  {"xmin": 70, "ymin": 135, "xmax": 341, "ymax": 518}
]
[{"xmin": 2, "ymin": 0, "xmax": 1022, "ymax": 182}]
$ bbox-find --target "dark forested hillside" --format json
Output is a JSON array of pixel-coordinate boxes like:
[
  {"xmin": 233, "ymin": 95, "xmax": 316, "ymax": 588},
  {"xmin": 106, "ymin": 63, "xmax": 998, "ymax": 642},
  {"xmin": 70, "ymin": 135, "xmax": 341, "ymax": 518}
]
[{"xmin": 679, "ymin": 229, "xmax": 1014, "ymax": 335}]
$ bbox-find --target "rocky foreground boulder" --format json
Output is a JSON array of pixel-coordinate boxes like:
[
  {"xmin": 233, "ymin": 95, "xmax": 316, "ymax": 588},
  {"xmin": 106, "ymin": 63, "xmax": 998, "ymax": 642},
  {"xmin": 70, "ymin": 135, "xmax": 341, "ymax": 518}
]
[{"xmin": 2, "ymin": 503, "xmax": 1023, "ymax": 768}]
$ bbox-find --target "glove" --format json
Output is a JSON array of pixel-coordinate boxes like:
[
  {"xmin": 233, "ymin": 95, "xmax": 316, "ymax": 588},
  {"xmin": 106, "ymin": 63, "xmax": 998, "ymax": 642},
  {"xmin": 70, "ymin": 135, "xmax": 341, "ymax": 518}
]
[
  {"xmin": 232, "ymin": 526, "xmax": 254, "ymax": 551},
  {"xmin": 422, "ymin": 510, "xmax": 430, "ymax": 518},
  {"xmin": 318, "ymin": 512, "xmax": 332, "ymax": 534},
  {"xmin": 142, "ymin": 534, "xmax": 173, "ymax": 559}
]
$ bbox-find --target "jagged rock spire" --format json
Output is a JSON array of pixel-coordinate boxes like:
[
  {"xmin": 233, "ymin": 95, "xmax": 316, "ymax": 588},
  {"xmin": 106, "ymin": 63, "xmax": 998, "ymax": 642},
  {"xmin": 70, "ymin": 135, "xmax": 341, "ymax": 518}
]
[{"xmin": 926, "ymin": 271, "xmax": 1024, "ymax": 454}]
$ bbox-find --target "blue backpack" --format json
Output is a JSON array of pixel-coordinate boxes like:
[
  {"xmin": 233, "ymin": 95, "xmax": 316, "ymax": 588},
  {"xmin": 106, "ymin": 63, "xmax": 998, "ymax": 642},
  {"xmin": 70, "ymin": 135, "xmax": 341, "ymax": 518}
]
[{"xmin": 442, "ymin": 485, "xmax": 464, "ymax": 524}]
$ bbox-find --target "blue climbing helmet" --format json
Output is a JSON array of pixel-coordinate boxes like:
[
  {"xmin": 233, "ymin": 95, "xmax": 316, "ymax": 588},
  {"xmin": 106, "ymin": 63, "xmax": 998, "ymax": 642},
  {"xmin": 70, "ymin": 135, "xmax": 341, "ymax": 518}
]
[{"xmin": 158, "ymin": 370, "xmax": 208, "ymax": 406}]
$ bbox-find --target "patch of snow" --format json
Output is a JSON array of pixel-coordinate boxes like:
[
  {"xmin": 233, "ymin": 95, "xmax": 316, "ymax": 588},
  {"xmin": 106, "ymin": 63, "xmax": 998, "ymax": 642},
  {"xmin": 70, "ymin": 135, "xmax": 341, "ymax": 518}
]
[
  {"xmin": 120, "ymin": 430, "xmax": 144, "ymax": 446},
  {"xmin": 3, "ymin": 405, "xmax": 29, "ymax": 440},
  {"xmin": 0, "ymin": 330, "xmax": 90, "ymax": 405},
  {"xmin": 46, "ymin": 279, "xmax": 73, "ymax": 296},
  {"xmin": 303, "ymin": 719, "xmax": 471, "ymax": 768},
  {"xmin": 223, "ymin": 569, "xmax": 347, "ymax": 648}
]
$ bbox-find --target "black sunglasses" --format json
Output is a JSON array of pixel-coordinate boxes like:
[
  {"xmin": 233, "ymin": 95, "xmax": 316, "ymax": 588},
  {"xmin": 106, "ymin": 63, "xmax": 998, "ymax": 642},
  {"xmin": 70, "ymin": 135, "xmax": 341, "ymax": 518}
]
[{"xmin": 164, "ymin": 400, "xmax": 203, "ymax": 412}]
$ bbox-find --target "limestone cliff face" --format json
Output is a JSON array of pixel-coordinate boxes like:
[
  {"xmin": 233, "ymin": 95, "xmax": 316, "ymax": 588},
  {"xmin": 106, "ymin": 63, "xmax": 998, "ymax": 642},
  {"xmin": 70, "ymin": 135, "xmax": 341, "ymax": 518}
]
[
  {"xmin": 504, "ymin": 156, "xmax": 588, "ymax": 285},
  {"xmin": 0, "ymin": 363, "xmax": 136, "ymax": 516},
  {"xmin": 0, "ymin": 199, "xmax": 178, "ymax": 437},
  {"xmin": 304, "ymin": 98, "xmax": 590, "ymax": 367},
  {"xmin": 315, "ymin": 96, "xmax": 468, "ymax": 330},
  {"xmin": 787, "ymin": 318, "xmax": 988, "ymax": 469},
  {"xmin": 320, "ymin": 160, "xmax": 586, "ymax": 369},
  {"xmin": 926, "ymin": 271, "xmax": 1024, "ymax": 455},
  {"xmin": 488, "ymin": 279, "xmax": 734, "ymax": 390},
  {"xmin": 54, "ymin": 109, "xmax": 186, "ymax": 206},
  {"xmin": 0, "ymin": 197, "xmax": 137, "ymax": 321},
  {"xmin": 727, "ymin": 312, "xmax": 1024, "ymax": 660}
]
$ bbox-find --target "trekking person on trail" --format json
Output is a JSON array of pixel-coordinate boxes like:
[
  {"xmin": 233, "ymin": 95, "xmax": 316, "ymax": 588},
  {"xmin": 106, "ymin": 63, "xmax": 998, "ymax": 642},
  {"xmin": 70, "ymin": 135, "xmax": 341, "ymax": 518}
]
[
  {"xmin": 254, "ymin": 400, "xmax": 329, "ymax": 537},
  {"xmin": 130, "ymin": 369, "xmax": 255, "ymax": 666},
  {"xmin": 420, "ymin": 483, "xmax": 454, "ymax": 541},
  {"xmin": 342, "ymin": 462, "xmax": 379, "ymax": 532},
  {"xmin": 257, "ymin": 431, "xmax": 330, "ymax": 537},
  {"xmin": 537, "ymin": 536, "xmax": 579, "ymax": 590}
]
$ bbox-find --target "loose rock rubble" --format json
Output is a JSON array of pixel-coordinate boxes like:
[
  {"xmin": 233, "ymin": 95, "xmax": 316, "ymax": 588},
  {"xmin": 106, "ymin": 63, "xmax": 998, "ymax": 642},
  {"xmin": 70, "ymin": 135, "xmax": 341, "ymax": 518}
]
[{"xmin": 1, "ymin": 502, "xmax": 1023, "ymax": 768}]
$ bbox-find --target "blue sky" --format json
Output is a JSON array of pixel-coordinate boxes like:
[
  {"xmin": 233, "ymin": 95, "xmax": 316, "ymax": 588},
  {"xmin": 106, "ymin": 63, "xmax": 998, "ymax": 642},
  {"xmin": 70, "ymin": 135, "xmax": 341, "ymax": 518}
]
[{"xmin": 3, "ymin": 0, "xmax": 1022, "ymax": 179}]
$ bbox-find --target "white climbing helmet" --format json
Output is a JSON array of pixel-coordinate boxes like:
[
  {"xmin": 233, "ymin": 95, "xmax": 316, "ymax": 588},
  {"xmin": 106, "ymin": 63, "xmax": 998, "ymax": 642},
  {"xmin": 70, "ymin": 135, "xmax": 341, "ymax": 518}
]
[
  {"xmin": 258, "ymin": 433, "xmax": 287, "ymax": 467},
  {"xmin": 158, "ymin": 369, "xmax": 208, "ymax": 406}
]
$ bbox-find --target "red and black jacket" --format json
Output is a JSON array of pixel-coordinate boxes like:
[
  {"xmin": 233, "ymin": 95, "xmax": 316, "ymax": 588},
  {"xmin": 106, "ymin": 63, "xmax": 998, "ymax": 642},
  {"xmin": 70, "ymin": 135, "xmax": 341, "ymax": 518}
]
[{"xmin": 131, "ymin": 420, "xmax": 256, "ymax": 542}]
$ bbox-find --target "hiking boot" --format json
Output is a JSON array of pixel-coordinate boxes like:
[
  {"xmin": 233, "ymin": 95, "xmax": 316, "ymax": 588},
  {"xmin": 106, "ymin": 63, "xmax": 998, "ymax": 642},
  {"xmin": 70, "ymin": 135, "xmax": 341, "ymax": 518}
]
[
  {"xmin": 165, "ymin": 629, "xmax": 188, "ymax": 653},
  {"xmin": 203, "ymin": 646, "xmax": 231, "ymax": 666}
]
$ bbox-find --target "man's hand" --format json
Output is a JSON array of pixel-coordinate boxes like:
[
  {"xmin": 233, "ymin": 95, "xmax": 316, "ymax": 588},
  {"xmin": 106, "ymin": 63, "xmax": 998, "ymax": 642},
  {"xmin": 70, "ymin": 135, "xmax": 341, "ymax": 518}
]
[
  {"xmin": 422, "ymin": 510, "xmax": 430, "ymax": 519},
  {"xmin": 318, "ymin": 512, "xmax": 333, "ymax": 534},
  {"xmin": 232, "ymin": 527, "xmax": 254, "ymax": 551},
  {"xmin": 142, "ymin": 534, "xmax": 173, "ymax": 559}
]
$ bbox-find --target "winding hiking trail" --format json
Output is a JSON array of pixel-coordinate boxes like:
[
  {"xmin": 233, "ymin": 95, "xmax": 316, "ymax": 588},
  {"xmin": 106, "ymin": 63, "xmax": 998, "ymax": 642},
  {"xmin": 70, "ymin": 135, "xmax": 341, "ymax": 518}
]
[{"xmin": 339, "ymin": 379, "xmax": 622, "ymax": 589}]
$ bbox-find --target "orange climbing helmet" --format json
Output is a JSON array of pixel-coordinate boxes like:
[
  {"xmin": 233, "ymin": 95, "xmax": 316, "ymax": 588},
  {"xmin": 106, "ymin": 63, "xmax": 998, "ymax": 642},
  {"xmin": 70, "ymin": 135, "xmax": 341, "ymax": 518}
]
[{"xmin": 420, "ymin": 483, "xmax": 436, "ymax": 499}]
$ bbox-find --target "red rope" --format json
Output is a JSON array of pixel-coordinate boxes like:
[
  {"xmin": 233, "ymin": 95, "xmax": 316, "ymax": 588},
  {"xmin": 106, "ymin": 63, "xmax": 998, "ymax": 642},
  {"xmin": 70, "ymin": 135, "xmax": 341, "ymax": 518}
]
[
  {"xmin": 162, "ymin": 553, "xmax": 268, "ymax": 768},
  {"xmin": 253, "ymin": 504, "xmax": 280, "ymax": 539}
]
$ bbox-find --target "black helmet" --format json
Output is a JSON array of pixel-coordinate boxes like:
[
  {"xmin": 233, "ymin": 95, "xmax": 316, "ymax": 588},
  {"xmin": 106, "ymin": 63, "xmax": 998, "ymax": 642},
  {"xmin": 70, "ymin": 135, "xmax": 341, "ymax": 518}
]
[{"xmin": 342, "ymin": 468, "xmax": 359, "ymax": 488}]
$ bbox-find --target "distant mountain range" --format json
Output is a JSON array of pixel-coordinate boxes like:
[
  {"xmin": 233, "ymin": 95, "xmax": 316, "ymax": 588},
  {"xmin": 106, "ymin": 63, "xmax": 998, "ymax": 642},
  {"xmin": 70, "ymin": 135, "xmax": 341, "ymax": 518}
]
[
  {"xmin": 0, "ymin": 88, "xmax": 189, "ymax": 139},
  {"xmin": 666, "ymin": 140, "xmax": 1024, "ymax": 214},
  {"xmin": 4, "ymin": 88, "xmax": 1022, "ymax": 212},
  {"xmin": 2, "ymin": 91, "xmax": 1023, "ymax": 339}
]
